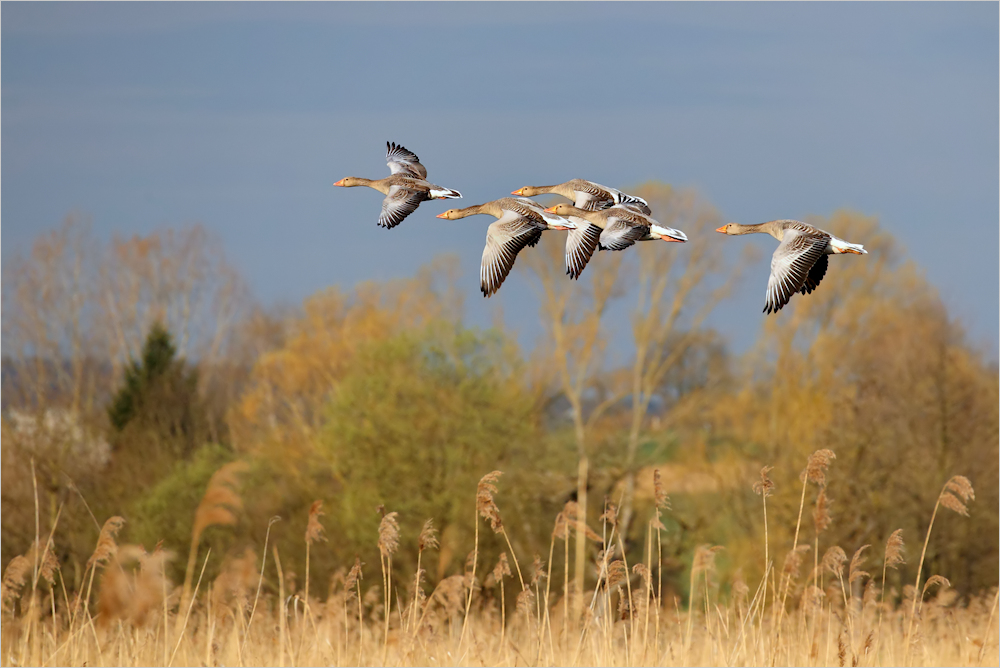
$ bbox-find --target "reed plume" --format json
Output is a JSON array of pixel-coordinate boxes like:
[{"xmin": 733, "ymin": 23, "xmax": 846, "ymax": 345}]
[
  {"xmin": 377, "ymin": 509, "xmax": 399, "ymax": 657},
  {"xmin": 801, "ymin": 449, "xmax": 837, "ymax": 486},
  {"xmin": 476, "ymin": 470, "xmax": 504, "ymax": 533},
  {"xmin": 304, "ymin": 500, "xmax": 326, "ymax": 614},
  {"xmin": 97, "ymin": 545, "xmax": 174, "ymax": 629},
  {"xmin": 752, "ymin": 465, "xmax": 774, "ymax": 605},
  {"xmin": 821, "ymin": 546, "xmax": 848, "ymax": 580},
  {"xmin": 181, "ymin": 462, "xmax": 248, "ymax": 617},
  {"xmin": 1, "ymin": 555, "xmax": 32, "ymax": 614},
  {"xmin": 653, "ymin": 468, "xmax": 671, "ymax": 511},
  {"xmin": 77, "ymin": 516, "xmax": 126, "ymax": 622},
  {"xmin": 463, "ymin": 471, "xmax": 526, "ymax": 651},
  {"xmin": 211, "ymin": 548, "xmax": 257, "ymax": 618},
  {"xmin": 813, "ymin": 487, "xmax": 831, "ymax": 534},
  {"xmin": 848, "ymin": 545, "xmax": 871, "ymax": 585},
  {"xmin": 345, "ymin": 557, "xmax": 363, "ymax": 663},
  {"xmin": 906, "ymin": 475, "xmax": 975, "ymax": 661},
  {"xmin": 783, "ymin": 450, "xmax": 836, "ymax": 621},
  {"xmin": 86, "ymin": 516, "xmax": 126, "ymax": 570},
  {"xmin": 410, "ymin": 519, "xmax": 438, "ymax": 634}
]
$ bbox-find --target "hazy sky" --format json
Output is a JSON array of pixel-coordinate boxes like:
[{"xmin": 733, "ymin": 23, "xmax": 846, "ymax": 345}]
[{"xmin": 3, "ymin": 2, "xmax": 997, "ymax": 356}]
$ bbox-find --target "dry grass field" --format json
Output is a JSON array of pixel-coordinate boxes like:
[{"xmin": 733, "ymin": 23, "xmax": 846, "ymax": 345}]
[{"xmin": 1, "ymin": 453, "xmax": 997, "ymax": 667}]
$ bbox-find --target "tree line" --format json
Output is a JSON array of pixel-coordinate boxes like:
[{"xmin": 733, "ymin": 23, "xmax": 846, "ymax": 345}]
[{"xmin": 2, "ymin": 185, "xmax": 996, "ymax": 608}]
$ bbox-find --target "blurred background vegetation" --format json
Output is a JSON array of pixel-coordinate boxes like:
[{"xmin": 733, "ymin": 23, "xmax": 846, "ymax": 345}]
[{"xmin": 2, "ymin": 183, "xmax": 996, "ymax": 608}]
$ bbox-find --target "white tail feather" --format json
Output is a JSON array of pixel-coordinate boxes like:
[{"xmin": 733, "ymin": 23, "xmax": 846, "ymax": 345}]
[
  {"xmin": 650, "ymin": 224, "xmax": 688, "ymax": 242},
  {"xmin": 829, "ymin": 237, "xmax": 867, "ymax": 254}
]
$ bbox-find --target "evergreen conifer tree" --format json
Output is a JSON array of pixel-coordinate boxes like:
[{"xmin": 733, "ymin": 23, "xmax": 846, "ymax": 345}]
[{"xmin": 106, "ymin": 322, "xmax": 206, "ymax": 459}]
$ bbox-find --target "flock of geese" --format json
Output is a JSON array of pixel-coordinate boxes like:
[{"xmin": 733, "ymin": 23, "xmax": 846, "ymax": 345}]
[{"xmin": 335, "ymin": 142, "xmax": 867, "ymax": 312}]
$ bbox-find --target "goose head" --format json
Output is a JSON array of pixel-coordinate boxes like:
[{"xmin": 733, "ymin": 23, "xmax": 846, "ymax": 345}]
[{"xmin": 543, "ymin": 203, "xmax": 578, "ymax": 217}]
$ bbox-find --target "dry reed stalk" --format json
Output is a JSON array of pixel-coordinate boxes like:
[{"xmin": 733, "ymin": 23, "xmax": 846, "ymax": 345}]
[
  {"xmin": 776, "ymin": 449, "xmax": 835, "ymax": 647},
  {"xmin": 652, "ymin": 468, "xmax": 671, "ymax": 659},
  {"xmin": 272, "ymin": 545, "xmax": 286, "ymax": 668},
  {"xmin": 460, "ymin": 471, "xmax": 500, "ymax": 650},
  {"xmin": 516, "ymin": 588, "xmax": 536, "ymax": 649},
  {"xmin": 752, "ymin": 465, "xmax": 774, "ymax": 575},
  {"xmin": 904, "ymin": 475, "xmax": 974, "ymax": 662},
  {"xmin": 410, "ymin": 519, "xmax": 438, "ymax": 636},
  {"xmin": 812, "ymin": 486, "xmax": 831, "ymax": 593},
  {"xmin": 876, "ymin": 528, "xmax": 905, "ymax": 651},
  {"xmin": 493, "ymin": 552, "xmax": 512, "ymax": 651},
  {"xmin": 614, "ymin": 531, "xmax": 636, "ymax": 661},
  {"xmin": 345, "ymin": 557, "xmax": 364, "ymax": 664},
  {"xmin": 684, "ymin": 544, "xmax": 724, "ymax": 655},
  {"xmin": 542, "ymin": 506, "xmax": 568, "ymax": 662},
  {"xmin": 242, "ymin": 515, "xmax": 280, "ymax": 654},
  {"xmin": 529, "ymin": 553, "xmax": 547, "ymax": 660},
  {"xmin": 304, "ymin": 499, "xmax": 326, "ymax": 622},
  {"xmin": 377, "ymin": 508, "xmax": 399, "ymax": 660},
  {"xmin": 180, "ymin": 461, "xmax": 248, "ymax": 623},
  {"xmin": 978, "ymin": 590, "xmax": 999, "ymax": 664},
  {"xmin": 634, "ymin": 562, "xmax": 652, "ymax": 660},
  {"xmin": 75, "ymin": 515, "xmax": 126, "ymax": 635},
  {"xmin": 168, "ymin": 547, "xmax": 210, "ymax": 667}
]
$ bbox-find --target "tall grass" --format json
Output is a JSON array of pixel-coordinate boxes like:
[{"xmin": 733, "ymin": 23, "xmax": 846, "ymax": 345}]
[{"xmin": 1, "ymin": 457, "xmax": 996, "ymax": 667}]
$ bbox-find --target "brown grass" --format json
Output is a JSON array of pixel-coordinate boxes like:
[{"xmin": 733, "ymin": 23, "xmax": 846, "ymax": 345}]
[{"xmin": 1, "ymin": 465, "xmax": 996, "ymax": 667}]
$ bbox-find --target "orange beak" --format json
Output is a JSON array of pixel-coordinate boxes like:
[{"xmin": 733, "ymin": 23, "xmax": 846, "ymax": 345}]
[
  {"xmin": 511, "ymin": 188, "xmax": 525, "ymax": 196},
  {"xmin": 544, "ymin": 206, "xmax": 559, "ymax": 213},
  {"xmin": 715, "ymin": 225, "xmax": 728, "ymax": 233},
  {"xmin": 435, "ymin": 212, "xmax": 448, "ymax": 219},
  {"xmin": 334, "ymin": 178, "xmax": 347, "ymax": 187}
]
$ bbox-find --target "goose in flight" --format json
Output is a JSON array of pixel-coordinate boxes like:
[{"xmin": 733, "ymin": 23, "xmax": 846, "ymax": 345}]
[
  {"xmin": 511, "ymin": 179, "xmax": 652, "ymax": 280},
  {"xmin": 543, "ymin": 203, "xmax": 687, "ymax": 274},
  {"xmin": 334, "ymin": 142, "xmax": 462, "ymax": 229},
  {"xmin": 511, "ymin": 180, "xmax": 651, "ymax": 215},
  {"xmin": 436, "ymin": 198, "xmax": 577, "ymax": 297},
  {"xmin": 513, "ymin": 180, "xmax": 651, "ymax": 280},
  {"xmin": 716, "ymin": 220, "xmax": 867, "ymax": 314}
]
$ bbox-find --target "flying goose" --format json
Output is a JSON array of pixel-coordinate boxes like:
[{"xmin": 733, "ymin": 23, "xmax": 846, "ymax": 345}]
[
  {"xmin": 543, "ymin": 204, "xmax": 687, "ymax": 265},
  {"xmin": 512, "ymin": 180, "xmax": 651, "ymax": 279},
  {"xmin": 334, "ymin": 142, "xmax": 462, "ymax": 229},
  {"xmin": 716, "ymin": 220, "xmax": 867, "ymax": 314},
  {"xmin": 436, "ymin": 198, "xmax": 577, "ymax": 297}
]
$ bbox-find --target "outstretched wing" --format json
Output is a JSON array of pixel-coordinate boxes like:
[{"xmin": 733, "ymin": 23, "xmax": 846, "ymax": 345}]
[
  {"xmin": 764, "ymin": 231, "xmax": 830, "ymax": 314},
  {"xmin": 609, "ymin": 188, "xmax": 651, "ymax": 215},
  {"xmin": 565, "ymin": 222, "xmax": 602, "ymax": 279},
  {"xmin": 599, "ymin": 210, "xmax": 650, "ymax": 251},
  {"xmin": 385, "ymin": 141, "xmax": 428, "ymax": 179},
  {"xmin": 379, "ymin": 186, "xmax": 425, "ymax": 229},
  {"xmin": 799, "ymin": 253, "xmax": 829, "ymax": 295},
  {"xmin": 481, "ymin": 221, "xmax": 543, "ymax": 297}
]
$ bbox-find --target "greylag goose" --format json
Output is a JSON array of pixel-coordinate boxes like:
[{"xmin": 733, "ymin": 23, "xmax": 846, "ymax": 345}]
[
  {"xmin": 716, "ymin": 220, "xmax": 867, "ymax": 314},
  {"xmin": 334, "ymin": 142, "xmax": 462, "ymax": 229},
  {"xmin": 513, "ymin": 180, "xmax": 651, "ymax": 279},
  {"xmin": 436, "ymin": 198, "xmax": 578, "ymax": 297},
  {"xmin": 511, "ymin": 180, "xmax": 651, "ymax": 214},
  {"xmin": 543, "ymin": 204, "xmax": 687, "ymax": 260}
]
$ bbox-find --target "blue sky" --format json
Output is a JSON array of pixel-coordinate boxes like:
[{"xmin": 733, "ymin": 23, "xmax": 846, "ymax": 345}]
[{"xmin": 3, "ymin": 2, "xmax": 997, "ymax": 356}]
